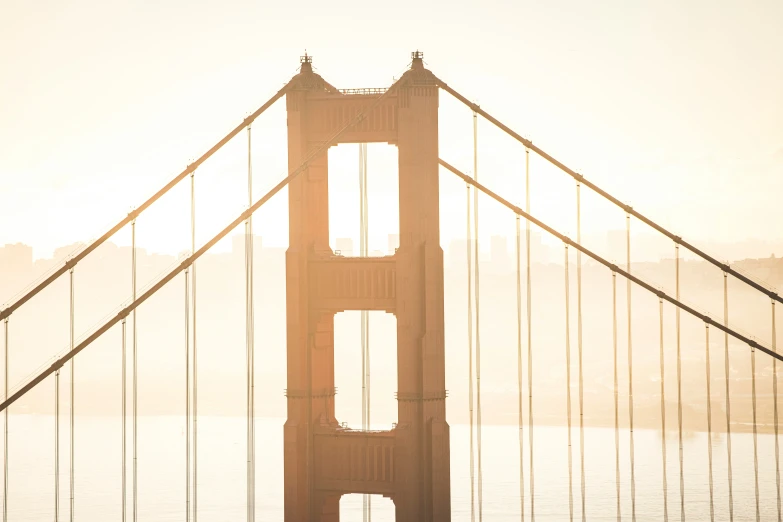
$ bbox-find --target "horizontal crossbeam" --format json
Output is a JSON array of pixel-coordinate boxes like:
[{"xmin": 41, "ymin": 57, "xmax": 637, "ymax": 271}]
[{"xmin": 439, "ymin": 158, "xmax": 783, "ymax": 363}]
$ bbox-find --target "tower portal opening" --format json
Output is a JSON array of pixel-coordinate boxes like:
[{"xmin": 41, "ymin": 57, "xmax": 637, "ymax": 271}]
[{"xmin": 334, "ymin": 310, "xmax": 398, "ymax": 430}]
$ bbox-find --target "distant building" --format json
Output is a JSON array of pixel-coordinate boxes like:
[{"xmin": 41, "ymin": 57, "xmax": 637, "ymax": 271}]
[
  {"xmin": 232, "ymin": 234, "xmax": 263, "ymax": 257},
  {"xmin": 387, "ymin": 233, "xmax": 399, "ymax": 254},
  {"xmin": 335, "ymin": 237, "xmax": 354, "ymax": 256},
  {"xmin": 0, "ymin": 243, "xmax": 33, "ymax": 273},
  {"xmin": 490, "ymin": 235, "xmax": 510, "ymax": 273}
]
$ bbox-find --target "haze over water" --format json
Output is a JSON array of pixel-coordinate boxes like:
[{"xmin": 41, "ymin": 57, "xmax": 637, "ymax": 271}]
[{"xmin": 5, "ymin": 415, "xmax": 779, "ymax": 521}]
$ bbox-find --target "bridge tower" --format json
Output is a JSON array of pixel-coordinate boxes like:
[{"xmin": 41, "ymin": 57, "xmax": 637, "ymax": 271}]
[{"xmin": 283, "ymin": 52, "xmax": 450, "ymax": 521}]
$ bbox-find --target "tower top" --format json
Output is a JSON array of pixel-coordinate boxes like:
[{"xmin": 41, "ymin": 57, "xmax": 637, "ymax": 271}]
[
  {"xmin": 411, "ymin": 50, "xmax": 424, "ymax": 69},
  {"xmin": 300, "ymin": 51, "xmax": 313, "ymax": 72}
]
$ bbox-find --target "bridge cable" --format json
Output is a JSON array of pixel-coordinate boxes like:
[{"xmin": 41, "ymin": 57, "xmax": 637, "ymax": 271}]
[
  {"xmin": 122, "ymin": 316, "xmax": 127, "ymax": 522},
  {"xmin": 516, "ymin": 214, "xmax": 525, "ymax": 522},
  {"xmin": 525, "ymin": 147, "xmax": 535, "ymax": 522},
  {"xmin": 131, "ymin": 219, "xmax": 138, "ymax": 522},
  {"xmin": 55, "ymin": 363, "xmax": 60, "ymax": 521},
  {"xmin": 674, "ymin": 244, "xmax": 685, "ymax": 521},
  {"xmin": 2, "ymin": 317, "xmax": 6, "ymax": 522},
  {"xmin": 466, "ymin": 178, "xmax": 476, "ymax": 522},
  {"xmin": 439, "ymin": 159, "xmax": 783, "ymax": 361},
  {"xmin": 245, "ymin": 124, "xmax": 256, "ymax": 522},
  {"xmin": 0, "ymin": 81, "xmax": 403, "ymax": 418},
  {"xmin": 658, "ymin": 297, "xmax": 668, "ymax": 521},
  {"xmin": 773, "ymin": 300, "xmax": 780, "ymax": 521},
  {"xmin": 576, "ymin": 182, "xmax": 585, "ymax": 522},
  {"xmin": 433, "ymin": 79, "xmax": 783, "ymax": 307},
  {"xmin": 69, "ymin": 267, "xmax": 75, "ymax": 522},
  {"xmin": 185, "ymin": 247, "xmax": 191, "ymax": 522},
  {"xmin": 750, "ymin": 323, "xmax": 760, "ymax": 521},
  {"xmin": 0, "ymin": 85, "xmax": 289, "ymax": 325},
  {"xmin": 612, "ymin": 270, "xmax": 621, "ymax": 522},
  {"xmin": 191, "ymin": 170, "xmax": 198, "ymax": 522},
  {"xmin": 722, "ymin": 273, "xmax": 734, "ymax": 521},
  {"xmin": 473, "ymin": 108, "xmax": 485, "ymax": 522},
  {"xmin": 564, "ymin": 244, "xmax": 574, "ymax": 522},
  {"xmin": 360, "ymin": 142, "xmax": 371, "ymax": 522},
  {"xmin": 626, "ymin": 213, "xmax": 636, "ymax": 522},
  {"xmin": 704, "ymin": 323, "xmax": 715, "ymax": 521}
]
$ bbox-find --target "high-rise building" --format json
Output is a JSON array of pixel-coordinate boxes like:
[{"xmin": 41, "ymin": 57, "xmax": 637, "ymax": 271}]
[
  {"xmin": 490, "ymin": 235, "xmax": 510, "ymax": 272},
  {"xmin": 335, "ymin": 237, "xmax": 354, "ymax": 256},
  {"xmin": 0, "ymin": 243, "xmax": 33, "ymax": 273},
  {"xmin": 387, "ymin": 233, "xmax": 399, "ymax": 254}
]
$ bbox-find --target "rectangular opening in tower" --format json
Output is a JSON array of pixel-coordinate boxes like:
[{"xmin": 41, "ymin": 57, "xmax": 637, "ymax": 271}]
[
  {"xmin": 333, "ymin": 310, "xmax": 398, "ymax": 430},
  {"xmin": 327, "ymin": 143, "xmax": 399, "ymax": 256},
  {"xmin": 339, "ymin": 494, "xmax": 395, "ymax": 521}
]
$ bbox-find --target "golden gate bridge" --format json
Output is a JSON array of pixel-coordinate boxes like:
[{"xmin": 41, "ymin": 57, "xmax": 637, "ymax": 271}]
[{"xmin": 0, "ymin": 51, "xmax": 780, "ymax": 521}]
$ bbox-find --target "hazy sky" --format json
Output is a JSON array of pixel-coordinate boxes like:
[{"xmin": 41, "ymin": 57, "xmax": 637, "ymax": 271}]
[{"xmin": 1, "ymin": 0, "xmax": 781, "ymax": 259}]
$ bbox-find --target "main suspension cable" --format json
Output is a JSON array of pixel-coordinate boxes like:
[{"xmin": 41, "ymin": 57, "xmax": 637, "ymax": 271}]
[
  {"xmin": 564, "ymin": 244, "xmax": 574, "ymax": 522},
  {"xmin": 69, "ymin": 267, "xmax": 75, "ymax": 522},
  {"xmin": 704, "ymin": 324, "xmax": 715, "ymax": 521},
  {"xmin": 516, "ymin": 214, "xmax": 525, "ymax": 522},
  {"xmin": 626, "ymin": 213, "xmax": 636, "ymax": 522},
  {"xmin": 612, "ymin": 270, "xmax": 620, "ymax": 522},
  {"xmin": 525, "ymin": 147, "xmax": 534, "ymax": 522},
  {"xmin": 658, "ymin": 298, "xmax": 668, "ymax": 521},
  {"xmin": 674, "ymin": 244, "xmax": 684, "ymax": 521},
  {"xmin": 773, "ymin": 300, "xmax": 780, "ymax": 520},
  {"xmin": 473, "ymin": 109, "xmax": 484, "ymax": 522},
  {"xmin": 722, "ymin": 273, "xmax": 734, "ymax": 521},
  {"xmin": 466, "ymin": 179, "xmax": 476, "ymax": 522},
  {"xmin": 575, "ymin": 182, "xmax": 585, "ymax": 522},
  {"xmin": 190, "ymin": 171, "xmax": 198, "ymax": 522}
]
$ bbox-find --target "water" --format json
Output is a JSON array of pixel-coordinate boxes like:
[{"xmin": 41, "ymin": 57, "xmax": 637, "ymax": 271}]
[{"xmin": 2, "ymin": 415, "xmax": 779, "ymax": 521}]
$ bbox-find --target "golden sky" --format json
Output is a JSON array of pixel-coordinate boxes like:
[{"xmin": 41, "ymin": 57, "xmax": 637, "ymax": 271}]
[{"xmin": 1, "ymin": 0, "xmax": 781, "ymax": 259}]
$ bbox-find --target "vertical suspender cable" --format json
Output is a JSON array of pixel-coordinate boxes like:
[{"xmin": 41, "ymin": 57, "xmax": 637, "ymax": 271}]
[
  {"xmin": 122, "ymin": 317, "xmax": 127, "ymax": 522},
  {"xmin": 132, "ymin": 219, "xmax": 138, "ymax": 522},
  {"xmin": 575, "ymin": 182, "xmax": 585, "ymax": 522},
  {"xmin": 675, "ymin": 244, "xmax": 684, "ymax": 521},
  {"xmin": 773, "ymin": 300, "xmax": 780, "ymax": 520},
  {"xmin": 185, "ymin": 260, "xmax": 190, "ymax": 522},
  {"xmin": 69, "ymin": 267, "xmax": 75, "ymax": 522},
  {"xmin": 245, "ymin": 124, "xmax": 256, "ymax": 522},
  {"xmin": 516, "ymin": 214, "xmax": 525, "ymax": 522},
  {"xmin": 658, "ymin": 297, "xmax": 668, "ymax": 521},
  {"xmin": 363, "ymin": 144, "xmax": 371, "ymax": 521},
  {"xmin": 525, "ymin": 147, "xmax": 534, "ymax": 522},
  {"xmin": 612, "ymin": 271, "xmax": 620, "ymax": 522},
  {"xmin": 360, "ymin": 142, "xmax": 366, "ymax": 522},
  {"xmin": 466, "ymin": 179, "xmax": 476, "ymax": 522},
  {"xmin": 626, "ymin": 213, "xmax": 636, "ymax": 522},
  {"xmin": 750, "ymin": 333, "xmax": 760, "ymax": 522},
  {"xmin": 191, "ymin": 171, "xmax": 198, "ymax": 522},
  {"xmin": 722, "ymin": 272, "xmax": 734, "ymax": 521},
  {"xmin": 55, "ymin": 367, "xmax": 60, "ymax": 521},
  {"xmin": 473, "ymin": 109, "xmax": 484, "ymax": 522},
  {"xmin": 359, "ymin": 142, "xmax": 371, "ymax": 522},
  {"xmin": 2, "ymin": 317, "xmax": 6, "ymax": 522},
  {"xmin": 564, "ymin": 245, "xmax": 574, "ymax": 522},
  {"xmin": 704, "ymin": 324, "xmax": 715, "ymax": 521}
]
